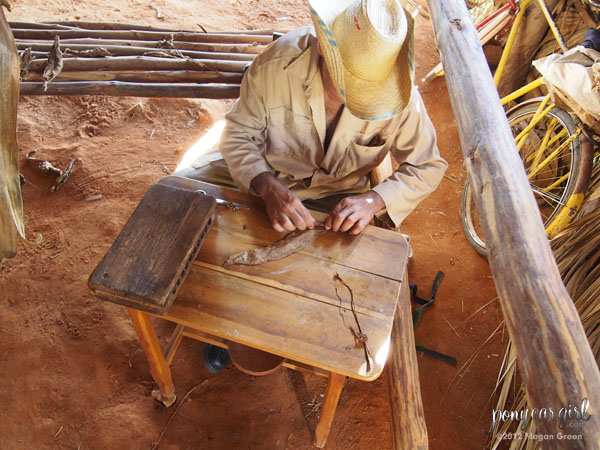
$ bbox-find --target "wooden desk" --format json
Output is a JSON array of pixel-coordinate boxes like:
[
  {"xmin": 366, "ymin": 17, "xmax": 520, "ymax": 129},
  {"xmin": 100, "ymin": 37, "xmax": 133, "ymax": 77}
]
[{"xmin": 124, "ymin": 176, "xmax": 410, "ymax": 448}]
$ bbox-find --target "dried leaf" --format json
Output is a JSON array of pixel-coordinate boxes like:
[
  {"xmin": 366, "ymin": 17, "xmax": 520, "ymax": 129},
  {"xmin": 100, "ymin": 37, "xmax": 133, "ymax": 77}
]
[
  {"xmin": 19, "ymin": 47, "xmax": 33, "ymax": 79},
  {"xmin": 42, "ymin": 36, "xmax": 63, "ymax": 88},
  {"xmin": 64, "ymin": 47, "xmax": 113, "ymax": 57},
  {"xmin": 51, "ymin": 158, "xmax": 80, "ymax": 192},
  {"xmin": 25, "ymin": 150, "xmax": 63, "ymax": 177},
  {"xmin": 224, "ymin": 227, "xmax": 326, "ymax": 266}
]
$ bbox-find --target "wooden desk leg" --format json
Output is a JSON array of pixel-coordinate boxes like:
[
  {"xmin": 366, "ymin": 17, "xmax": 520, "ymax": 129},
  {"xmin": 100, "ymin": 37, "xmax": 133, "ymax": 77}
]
[
  {"xmin": 314, "ymin": 372, "xmax": 345, "ymax": 448},
  {"xmin": 127, "ymin": 308, "xmax": 177, "ymax": 407},
  {"xmin": 386, "ymin": 279, "xmax": 428, "ymax": 450}
]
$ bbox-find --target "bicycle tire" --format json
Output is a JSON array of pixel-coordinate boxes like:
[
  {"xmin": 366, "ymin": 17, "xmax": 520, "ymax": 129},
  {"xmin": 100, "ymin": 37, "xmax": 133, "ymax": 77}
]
[{"xmin": 461, "ymin": 102, "xmax": 583, "ymax": 256}]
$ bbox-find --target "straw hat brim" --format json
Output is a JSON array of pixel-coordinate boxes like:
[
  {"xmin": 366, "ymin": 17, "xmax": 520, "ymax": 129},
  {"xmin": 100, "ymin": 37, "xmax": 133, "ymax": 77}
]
[{"xmin": 310, "ymin": 1, "xmax": 414, "ymax": 120}]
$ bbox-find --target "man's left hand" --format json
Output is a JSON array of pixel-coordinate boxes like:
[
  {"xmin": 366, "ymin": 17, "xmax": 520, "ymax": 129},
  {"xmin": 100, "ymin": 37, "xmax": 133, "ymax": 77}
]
[{"xmin": 325, "ymin": 191, "xmax": 385, "ymax": 235}]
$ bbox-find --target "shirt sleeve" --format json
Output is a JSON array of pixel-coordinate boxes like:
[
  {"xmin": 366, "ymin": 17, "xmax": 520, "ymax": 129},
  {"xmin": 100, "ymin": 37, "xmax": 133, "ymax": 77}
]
[
  {"xmin": 371, "ymin": 90, "xmax": 448, "ymax": 227},
  {"xmin": 218, "ymin": 60, "xmax": 275, "ymax": 193}
]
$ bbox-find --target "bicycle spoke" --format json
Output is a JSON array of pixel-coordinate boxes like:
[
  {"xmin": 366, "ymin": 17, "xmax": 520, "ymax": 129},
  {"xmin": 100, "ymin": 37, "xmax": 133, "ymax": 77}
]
[
  {"xmin": 530, "ymin": 185, "xmax": 564, "ymax": 205},
  {"xmin": 527, "ymin": 130, "xmax": 579, "ymax": 179}
]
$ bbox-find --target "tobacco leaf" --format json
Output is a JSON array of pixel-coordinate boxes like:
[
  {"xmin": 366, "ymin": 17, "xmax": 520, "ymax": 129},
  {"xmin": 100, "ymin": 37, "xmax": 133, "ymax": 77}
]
[
  {"xmin": 224, "ymin": 227, "xmax": 327, "ymax": 266},
  {"xmin": 19, "ymin": 47, "xmax": 33, "ymax": 79},
  {"xmin": 64, "ymin": 47, "xmax": 113, "ymax": 57},
  {"xmin": 51, "ymin": 158, "xmax": 80, "ymax": 192},
  {"xmin": 25, "ymin": 150, "xmax": 63, "ymax": 177},
  {"xmin": 42, "ymin": 36, "xmax": 63, "ymax": 88},
  {"xmin": 0, "ymin": 8, "xmax": 25, "ymax": 259}
]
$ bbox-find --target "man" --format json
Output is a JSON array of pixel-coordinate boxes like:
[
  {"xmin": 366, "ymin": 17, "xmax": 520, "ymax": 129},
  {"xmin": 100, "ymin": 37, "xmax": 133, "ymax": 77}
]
[
  {"xmin": 180, "ymin": 0, "xmax": 447, "ymax": 372},
  {"xmin": 217, "ymin": 0, "xmax": 446, "ymax": 235}
]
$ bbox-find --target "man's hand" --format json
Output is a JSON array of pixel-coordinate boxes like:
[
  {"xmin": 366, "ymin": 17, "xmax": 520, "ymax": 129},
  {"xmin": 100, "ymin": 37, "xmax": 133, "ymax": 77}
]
[
  {"xmin": 325, "ymin": 191, "xmax": 385, "ymax": 235},
  {"xmin": 251, "ymin": 172, "xmax": 315, "ymax": 232}
]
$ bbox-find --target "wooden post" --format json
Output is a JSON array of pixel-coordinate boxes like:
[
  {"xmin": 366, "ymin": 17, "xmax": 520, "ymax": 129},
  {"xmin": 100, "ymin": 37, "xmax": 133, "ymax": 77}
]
[
  {"xmin": 127, "ymin": 308, "xmax": 177, "ymax": 407},
  {"xmin": 426, "ymin": 0, "xmax": 600, "ymax": 446},
  {"xmin": 0, "ymin": 5, "xmax": 24, "ymax": 260},
  {"xmin": 386, "ymin": 278, "xmax": 428, "ymax": 450},
  {"xmin": 314, "ymin": 372, "xmax": 345, "ymax": 448}
]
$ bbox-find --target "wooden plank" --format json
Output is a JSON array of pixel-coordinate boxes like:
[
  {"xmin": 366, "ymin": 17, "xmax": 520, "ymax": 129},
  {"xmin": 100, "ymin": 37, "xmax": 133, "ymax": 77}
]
[
  {"xmin": 159, "ymin": 176, "xmax": 409, "ymax": 281},
  {"xmin": 89, "ymin": 184, "xmax": 216, "ymax": 314},
  {"xmin": 165, "ymin": 266, "xmax": 393, "ymax": 381},
  {"xmin": 386, "ymin": 278, "xmax": 428, "ymax": 450}
]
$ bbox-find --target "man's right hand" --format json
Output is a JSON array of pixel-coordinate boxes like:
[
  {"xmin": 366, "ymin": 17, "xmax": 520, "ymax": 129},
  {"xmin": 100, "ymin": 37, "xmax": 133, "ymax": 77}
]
[{"xmin": 250, "ymin": 172, "xmax": 315, "ymax": 232}]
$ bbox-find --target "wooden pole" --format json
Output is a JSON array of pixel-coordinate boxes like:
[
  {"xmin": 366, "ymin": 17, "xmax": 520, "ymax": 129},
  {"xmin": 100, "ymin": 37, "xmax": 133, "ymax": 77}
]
[
  {"xmin": 17, "ymin": 42, "xmax": 257, "ymax": 61},
  {"xmin": 27, "ymin": 56, "xmax": 248, "ymax": 73},
  {"xmin": 22, "ymin": 70, "xmax": 243, "ymax": 84},
  {"xmin": 20, "ymin": 81, "xmax": 241, "ymax": 98},
  {"xmin": 11, "ymin": 21, "xmax": 279, "ymax": 35},
  {"xmin": 426, "ymin": 0, "xmax": 600, "ymax": 446},
  {"xmin": 16, "ymin": 38, "xmax": 267, "ymax": 54},
  {"xmin": 11, "ymin": 28, "xmax": 273, "ymax": 44}
]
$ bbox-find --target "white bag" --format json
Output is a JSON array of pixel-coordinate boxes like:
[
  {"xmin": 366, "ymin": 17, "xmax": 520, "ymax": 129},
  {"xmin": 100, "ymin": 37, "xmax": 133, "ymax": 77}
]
[{"xmin": 533, "ymin": 46, "xmax": 600, "ymax": 129}]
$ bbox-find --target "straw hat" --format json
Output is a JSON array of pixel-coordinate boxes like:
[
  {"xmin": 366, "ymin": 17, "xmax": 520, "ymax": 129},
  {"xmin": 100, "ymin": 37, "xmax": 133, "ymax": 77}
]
[{"xmin": 309, "ymin": 0, "xmax": 414, "ymax": 120}]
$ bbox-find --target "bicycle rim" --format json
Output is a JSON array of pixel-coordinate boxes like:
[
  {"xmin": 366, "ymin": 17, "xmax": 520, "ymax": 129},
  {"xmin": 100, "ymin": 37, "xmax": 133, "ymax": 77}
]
[
  {"xmin": 509, "ymin": 103, "xmax": 581, "ymax": 226},
  {"xmin": 460, "ymin": 103, "xmax": 581, "ymax": 256},
  {"xmin": 461, "ymin": 180, "xmax": 487, "ymax": 256}
]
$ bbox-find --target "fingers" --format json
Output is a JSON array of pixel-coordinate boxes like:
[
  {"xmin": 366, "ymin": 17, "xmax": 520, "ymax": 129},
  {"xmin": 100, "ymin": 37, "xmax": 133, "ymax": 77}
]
[
  {"xmin": 331, "ymin": 206, "xmax": 353, "ymax": 232},
  {"xmin": 325, "ymin": 198, "xmax": 349, "ymax": 231},
  {"xmin": 297, "ymin": 204, "xmax": 316, "ymax": 229},
  {"xmin": 349, "ymin": 218, "xmax": 368, "ymax": 235},
  {"xmin": 278, "ymin": 214, "xmax": 296, "ymax": 232},
  {"xmin": 325, "ymin": 196, "xmax": 374, "ymax": 234},
  {"xmin": 340, "ymin": 212, "xmax": 360, "ymax": 232},
  {"xmin": 271, "ymin": 222, "xmax": 285, "ymax": 233}
]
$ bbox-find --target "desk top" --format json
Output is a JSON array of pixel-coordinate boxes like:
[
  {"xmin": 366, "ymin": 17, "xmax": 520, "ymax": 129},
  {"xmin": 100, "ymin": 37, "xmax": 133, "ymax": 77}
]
[{"xmin": 157, "ymin": 176, "xmax": 409, "ymax": 381}]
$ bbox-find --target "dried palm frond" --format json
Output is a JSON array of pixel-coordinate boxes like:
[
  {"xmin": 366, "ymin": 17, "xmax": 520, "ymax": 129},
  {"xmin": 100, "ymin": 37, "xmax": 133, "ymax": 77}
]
[
  {"xmin": 488, "ymin": 162, "xmax": 600, "ymax": 449},
  {"xmin": 467, "ymin": 0, "xmax": 498, "ymax": 24}
]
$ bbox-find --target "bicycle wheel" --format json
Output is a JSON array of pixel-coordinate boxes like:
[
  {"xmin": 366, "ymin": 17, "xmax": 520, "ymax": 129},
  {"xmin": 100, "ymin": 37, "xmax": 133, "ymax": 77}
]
[{"xmin": 461, "ymin": 102, "xmax": 582, "ymax": 256}]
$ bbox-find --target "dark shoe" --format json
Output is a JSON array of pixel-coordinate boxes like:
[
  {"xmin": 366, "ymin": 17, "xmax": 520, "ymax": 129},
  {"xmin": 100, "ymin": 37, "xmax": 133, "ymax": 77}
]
[
  {"xmin": 583, "ymin": 28, "xmax": 600, "ymax": 52},
  {"xmin": 202, "ymin": 343, "xmax": 230, "ymax": 373}
]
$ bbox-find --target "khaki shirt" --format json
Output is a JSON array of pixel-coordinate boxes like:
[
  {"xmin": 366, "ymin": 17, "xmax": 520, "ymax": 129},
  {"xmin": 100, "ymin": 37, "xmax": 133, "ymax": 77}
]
[{"xmin": 219, "ymin": 27, "xmax": 447, "ymax": 226}]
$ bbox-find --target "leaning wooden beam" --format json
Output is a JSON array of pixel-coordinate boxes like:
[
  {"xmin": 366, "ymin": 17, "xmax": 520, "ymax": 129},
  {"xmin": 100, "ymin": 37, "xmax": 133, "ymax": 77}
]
[
  {"xmin": 20, "ymin": 81, "xmax": 241, "ymax": 98},
  {"xmin": 27, "ymin": 56, "xmax": 248, "ymax": 73},
  {"xmin": 11, "ymin": 28, "xmax": 273, "ymax": 44},
  {"xmin": 16, "ymin": 38, "xmax": 267, "ymax": 54},
  {"xmin": 426, "ymin": 0, "xmax": 600, "ymax": 446},
  {"xmin": 17, "ymin": 43, "xmax": 257, "ymax": 61},
  {"xmin": 22, "ymin": 70, "xmax": 243, "ymax": 84}
]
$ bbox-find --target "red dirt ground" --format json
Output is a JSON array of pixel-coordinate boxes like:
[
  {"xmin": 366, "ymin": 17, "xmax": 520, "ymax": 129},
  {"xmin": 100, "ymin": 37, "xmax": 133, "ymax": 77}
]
[{"xmin": 1, "ymin": 1, "xmax": 503, "ymax": 449}]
